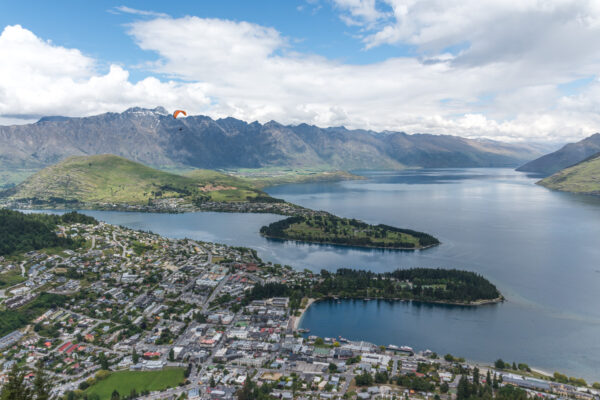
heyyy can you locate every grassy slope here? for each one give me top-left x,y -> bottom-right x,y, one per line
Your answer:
5,155 -> 265,204
538,153 -> 600,194
225,167 -> 364,188
85,369 -> 185,399
0,269 -> 26,289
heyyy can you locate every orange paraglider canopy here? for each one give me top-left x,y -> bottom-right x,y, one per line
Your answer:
173,110 -> 187,119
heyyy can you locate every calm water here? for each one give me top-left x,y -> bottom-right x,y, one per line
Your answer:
33,169 -> 600,380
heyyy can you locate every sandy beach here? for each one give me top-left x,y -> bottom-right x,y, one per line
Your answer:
292,298 -> 317,330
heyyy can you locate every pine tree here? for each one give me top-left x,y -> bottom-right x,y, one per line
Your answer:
457,375 -> 470,400
237,377 -> 253,400
486,370 -> 492,386
473,367 -> 480,385
110,390 -> 120,400
0,363 -> 32,400
99,352 -> 109,370
132,349 -> 139,364
33,362 -> 52,400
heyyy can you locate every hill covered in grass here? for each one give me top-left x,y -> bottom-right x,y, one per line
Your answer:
538,153 -> 600,195
1,154 -> 269,207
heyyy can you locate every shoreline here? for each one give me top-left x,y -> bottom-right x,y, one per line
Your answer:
292,298 -> 317,330
306,295 -> 504,309
261,233 -> 439,251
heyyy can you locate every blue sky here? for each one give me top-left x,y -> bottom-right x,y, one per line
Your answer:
0,0 -> 599,142
0,0 -> 414,81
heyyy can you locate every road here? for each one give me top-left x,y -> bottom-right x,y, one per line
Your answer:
201,273 -> 230,312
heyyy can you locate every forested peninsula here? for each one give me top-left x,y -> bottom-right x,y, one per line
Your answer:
0,209 -> 96,256
247,268 -> 503,307
260,214 -> 440,250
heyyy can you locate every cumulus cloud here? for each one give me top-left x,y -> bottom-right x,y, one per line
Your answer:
0,25 -> 210,123
125,14 -> 600,141
1,3 -> 600,143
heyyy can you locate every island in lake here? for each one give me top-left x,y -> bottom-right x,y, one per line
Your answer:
260,214 -> 440,250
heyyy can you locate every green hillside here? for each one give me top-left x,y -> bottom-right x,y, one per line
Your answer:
538,153 -> 600,195
2,154 -> 266,205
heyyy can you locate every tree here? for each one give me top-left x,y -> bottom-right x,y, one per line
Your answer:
355,371 -> 373,387
494,359 -> 505,369
486,370 -> 492,386
0,363 -> 31,400
111,390 -> 120,400
328,363 -> 338,373
456,375 -> 470,400
440,382 -> 449,393
132,349 -> 139,364
314,337 -> 324,346
374,371 -> 388,384
169,348 -> 175,361
99,352 -> 109,370
237,376 -> 253,400
473,367 -> 480,385
33,362 -> 52,400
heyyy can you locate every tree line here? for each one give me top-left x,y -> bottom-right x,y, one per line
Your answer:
0,210 -> 97,256
245,267 -> 501,306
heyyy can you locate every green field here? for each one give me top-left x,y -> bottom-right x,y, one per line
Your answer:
260,214 -> 440,249
85,368 -> 185,399
538,153 -> 600,195
0,269 -> 26,289
2,154 -> 269,205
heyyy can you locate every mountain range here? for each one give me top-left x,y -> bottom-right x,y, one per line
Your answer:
516,133 -> 600,176
0,107 -> 551,176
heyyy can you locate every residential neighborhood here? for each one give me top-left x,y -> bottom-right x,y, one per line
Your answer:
0,220 -> 598,400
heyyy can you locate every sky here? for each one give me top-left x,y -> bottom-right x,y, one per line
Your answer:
1,0 -> 600,142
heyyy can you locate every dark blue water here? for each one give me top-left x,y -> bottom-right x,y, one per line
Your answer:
32,169 -> 600,380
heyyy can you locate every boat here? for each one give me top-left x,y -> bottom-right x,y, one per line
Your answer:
400,345 -> 414,353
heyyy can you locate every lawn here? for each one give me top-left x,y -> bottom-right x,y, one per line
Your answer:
0,269 -> 26,289
85,368 -> 185,399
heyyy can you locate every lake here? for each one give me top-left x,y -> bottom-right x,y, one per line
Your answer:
34,168 -> 600,380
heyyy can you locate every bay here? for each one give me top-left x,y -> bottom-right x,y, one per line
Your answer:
30,168 -> 600,380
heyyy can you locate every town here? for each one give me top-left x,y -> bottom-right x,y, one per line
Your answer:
0,219 -> 598,400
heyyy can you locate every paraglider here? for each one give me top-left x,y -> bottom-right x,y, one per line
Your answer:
173,110 -> 187,119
